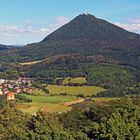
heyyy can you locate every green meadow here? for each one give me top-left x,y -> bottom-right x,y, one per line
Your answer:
24,95 -> 75,104
16,95 -> 76,114
47,84 -> 105,96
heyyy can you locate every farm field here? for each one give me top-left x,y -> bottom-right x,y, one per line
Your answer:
24,95 -> 76,104
16,102 -> 71,115
62,77 -> 87,84
16,95 -> 119,115
47,84 -> 105,96
16,95 -> 78,114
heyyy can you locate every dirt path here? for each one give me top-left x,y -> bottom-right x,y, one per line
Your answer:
63,98 -> 85,106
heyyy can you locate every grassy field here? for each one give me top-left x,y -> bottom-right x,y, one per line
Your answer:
16,103 -> 71,114
16,95 -> 76,114
62,77 -> 87,84
16,94 -> 119,114
47,84 -> 105,96
20,60 -> 41,65
24,95 -> 75,104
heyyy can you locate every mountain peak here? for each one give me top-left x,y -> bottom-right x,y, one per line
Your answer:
42,13 -> 131,42
81,13 -> 96,17
75,13 -> 96,20
82,13 -> 89,15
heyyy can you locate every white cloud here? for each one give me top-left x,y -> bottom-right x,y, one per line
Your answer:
127,17 -> 140,24
55,16 -> 70,25
0,16 -> 70,45
3,33 -> 20,37
47,16 -> 70,31
114,17 -> 140,34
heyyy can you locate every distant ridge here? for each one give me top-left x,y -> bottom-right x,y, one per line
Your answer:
0,44 -> 11,51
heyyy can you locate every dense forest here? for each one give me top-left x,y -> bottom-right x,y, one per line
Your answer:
0,96 -> 140,139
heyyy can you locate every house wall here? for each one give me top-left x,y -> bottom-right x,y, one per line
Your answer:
0,89 -> 3,95
7,95 -> 14,100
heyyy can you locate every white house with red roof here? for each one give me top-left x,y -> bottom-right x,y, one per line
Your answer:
6,92 -> 15,100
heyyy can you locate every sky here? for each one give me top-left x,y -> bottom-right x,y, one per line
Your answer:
0,0 -> 140,45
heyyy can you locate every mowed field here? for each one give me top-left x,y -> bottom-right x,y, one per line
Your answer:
16,95 -> 118,115
16,95 -> 79,114
48,84 -> 105,96
24,95 -> 75,104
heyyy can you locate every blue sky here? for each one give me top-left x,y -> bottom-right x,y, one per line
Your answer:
0,0 -> 140,45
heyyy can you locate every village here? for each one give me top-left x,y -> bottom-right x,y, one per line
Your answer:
0,78 -> 32,100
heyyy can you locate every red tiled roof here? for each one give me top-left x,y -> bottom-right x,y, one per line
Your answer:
7,92 -> 14,96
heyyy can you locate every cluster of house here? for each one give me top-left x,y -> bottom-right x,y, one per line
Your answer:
0,78 -> 32,100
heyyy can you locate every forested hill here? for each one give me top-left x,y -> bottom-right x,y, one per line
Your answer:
0,13 -> 140,68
